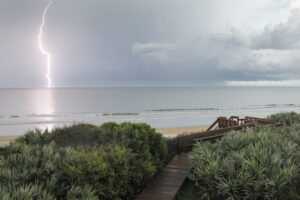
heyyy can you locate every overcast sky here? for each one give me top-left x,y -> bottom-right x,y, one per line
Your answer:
1,0 -> 300,87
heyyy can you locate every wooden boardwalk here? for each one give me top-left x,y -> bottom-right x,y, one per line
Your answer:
136,153 -> 190,200
136,116 -> 281,200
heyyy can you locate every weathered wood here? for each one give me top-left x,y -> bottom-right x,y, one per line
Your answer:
137,116 -> 282,200
218,117 -> 227,129
194,133 -> 225,141
179,116 -> 281,145
136,153 -> 190,200
207,119 -> 218,131
245,116 -> 275,124
177,122 -> 258,143
177,118 -> 282,150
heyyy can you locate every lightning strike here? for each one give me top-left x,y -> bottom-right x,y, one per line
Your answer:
39,0 -> 53,88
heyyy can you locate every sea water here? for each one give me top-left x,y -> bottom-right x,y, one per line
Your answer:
1,87 -> 300,136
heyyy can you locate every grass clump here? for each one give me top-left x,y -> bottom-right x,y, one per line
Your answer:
187,116 -> 300,200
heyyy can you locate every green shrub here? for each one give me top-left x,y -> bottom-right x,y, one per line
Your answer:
267,112 -> 300,126
189,124 -> 300,199
51,123 -> 100,147
164,137 -> 179,163
18,122 -> 169,167
64,145 -> 156,199
0,142 -> 97,199
177,180 -> 202,200
17,122 -> 168,165
15,129 -> 53,146
115,122 -> 168,169
8,122 -> 169,199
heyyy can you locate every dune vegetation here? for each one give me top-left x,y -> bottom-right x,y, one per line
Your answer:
178,112 -> 300,200
1,112 -> 299,199
0,122 -> 170,200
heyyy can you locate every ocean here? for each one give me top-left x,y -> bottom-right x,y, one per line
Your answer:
1,87 -> 300,136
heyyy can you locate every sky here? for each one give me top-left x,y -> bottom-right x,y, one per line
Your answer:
1,0 -> 300,87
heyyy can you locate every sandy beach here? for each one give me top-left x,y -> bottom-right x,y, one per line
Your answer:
0,136 -> 19,146
0,125 -> 209,146
157,125 -> 208,137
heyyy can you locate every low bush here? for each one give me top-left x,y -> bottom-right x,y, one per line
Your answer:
17,122 -> 168,167
189,124 -> 300,199
0,142 -> 98,199
164,137 -> 179,163
267,111 -> 300,126
15,129 -> 53,146
4,122 -> 170,199
64,145 -> 156,199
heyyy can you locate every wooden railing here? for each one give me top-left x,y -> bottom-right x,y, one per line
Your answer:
176,116 -> 282,151
137,116 -> 282,200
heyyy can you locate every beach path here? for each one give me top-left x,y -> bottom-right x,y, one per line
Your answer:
136,153 -> 190,200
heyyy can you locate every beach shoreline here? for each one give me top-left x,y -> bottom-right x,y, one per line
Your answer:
157,125 -> 208,137
0,125 -> 209,146
0,136 -> 19,146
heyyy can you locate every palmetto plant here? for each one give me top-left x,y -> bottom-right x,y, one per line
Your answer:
0,142 -> 97,199
267,111 -> 300,126
189,113 -> 300,200
0,122 -> 169,199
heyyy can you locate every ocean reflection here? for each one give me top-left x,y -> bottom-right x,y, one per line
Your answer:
30,88 -> 55,132
1,87 -> 300,136
30,88 -> 55,115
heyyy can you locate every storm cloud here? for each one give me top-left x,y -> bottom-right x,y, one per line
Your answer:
1,0 -> 300,87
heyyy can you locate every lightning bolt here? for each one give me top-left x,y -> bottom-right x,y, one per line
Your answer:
39,0 -> 53,88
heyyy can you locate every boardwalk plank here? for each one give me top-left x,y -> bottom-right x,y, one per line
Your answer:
136,153 -> 190,200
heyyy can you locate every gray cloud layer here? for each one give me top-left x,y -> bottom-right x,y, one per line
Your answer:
1,0 -> 300,87
252,9 -> 300,50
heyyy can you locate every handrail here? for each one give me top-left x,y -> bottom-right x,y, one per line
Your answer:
176,116 -> 281,151
206,119 -> 218,131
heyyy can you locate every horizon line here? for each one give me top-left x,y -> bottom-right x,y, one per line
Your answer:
1,85 -> 300,89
